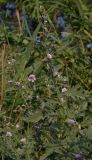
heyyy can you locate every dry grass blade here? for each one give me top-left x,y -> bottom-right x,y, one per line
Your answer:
84,29 -> 92,40
16,9 -> 22,32
0,44 -> 6,110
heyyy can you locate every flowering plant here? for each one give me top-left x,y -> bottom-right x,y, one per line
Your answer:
0,0 -> 92,160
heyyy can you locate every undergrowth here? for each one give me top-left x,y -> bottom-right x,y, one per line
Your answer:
0,0 -> 92,159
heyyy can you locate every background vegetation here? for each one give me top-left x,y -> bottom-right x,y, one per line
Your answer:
0,0 -> 92,159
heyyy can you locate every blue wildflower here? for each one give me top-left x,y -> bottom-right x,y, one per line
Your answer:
20,12 -> 29,22
24,26 -> 27,33
86,43 -> 92,48
56,14 -> 65,31
61,32 -> 66,38
6,3 -> 16,9
20,14 -> 23,22
26,15 -> 29,21
35,35 -> 41,44
61,32 -> 69,39
12,10 -> 16,15
20,15 -> 29,22
20,13 -> 30,33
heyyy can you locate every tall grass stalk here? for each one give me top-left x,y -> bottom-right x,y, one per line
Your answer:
16,9 -> 22,32
1,44 -> 6,110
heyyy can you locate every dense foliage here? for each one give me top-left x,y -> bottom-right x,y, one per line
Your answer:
0,0 -> 92,159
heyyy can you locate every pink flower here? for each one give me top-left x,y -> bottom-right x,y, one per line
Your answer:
66,119 -> 76,126
74,153 -> 83,160
28,74 -> 36,82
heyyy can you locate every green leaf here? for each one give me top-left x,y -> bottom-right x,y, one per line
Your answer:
67,85 -> 88,99
86,125 -> 92,138
40,148 -> 54,160
74,0 -> 88,18
22,39 -> 29,45
24,111 -> 43,123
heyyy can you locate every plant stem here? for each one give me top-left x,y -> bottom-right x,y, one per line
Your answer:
1,44 -> 6,110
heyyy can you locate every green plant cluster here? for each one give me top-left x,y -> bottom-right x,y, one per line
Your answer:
0,0 -> 92,160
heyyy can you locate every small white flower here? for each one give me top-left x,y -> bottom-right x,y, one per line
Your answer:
47,84 -> 53,88
6,131 -> 12,137
20,138 -> 26,144
36,95 -> 39,99
22,85 -> 25,89
8,59 -> 16,65
44,18 -> 48,23
28,74 -> 36,82
66,119 -> 76,126
47,54 -> 52,59
16,123 -> 20,129
53,71 -> 60,78
62,87 -> 67,93
15,81 -> 21,86
8,61 -> 12,65
22,104 -> 26,107
8,80 -> 13,83
78,124 -> 81,130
